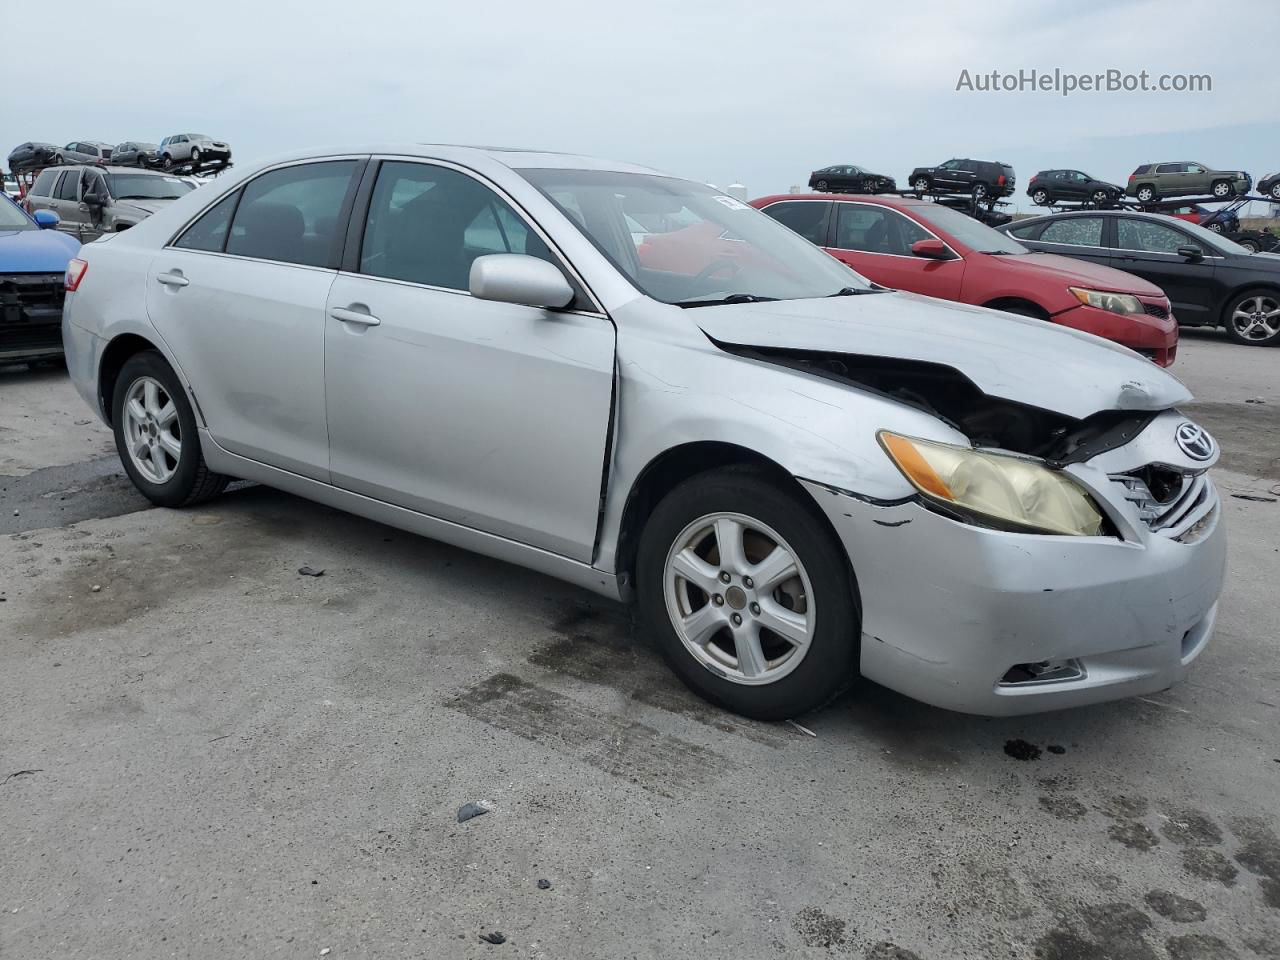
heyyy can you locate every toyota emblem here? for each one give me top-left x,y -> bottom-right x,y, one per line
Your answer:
1175,421 -> 1215,461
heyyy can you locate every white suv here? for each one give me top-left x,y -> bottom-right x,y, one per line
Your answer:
158,134 -> 231,167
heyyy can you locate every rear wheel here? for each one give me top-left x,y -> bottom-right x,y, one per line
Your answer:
112,351 -> 229,506
1270,183 -> 1280,201
1135,185 -> 1157,203
912,176 -> 930,193
1031,188 -> 1049,205
1237,236 -> 1261,253
1225,290 -> 1280,346
972,182 -> 988,200
636,468 -> 858,720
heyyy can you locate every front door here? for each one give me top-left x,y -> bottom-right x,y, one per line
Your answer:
323,159 -> 616,561
145,159 -> 362,480
825,202 -> 965,300
1109,216 -> 1218,324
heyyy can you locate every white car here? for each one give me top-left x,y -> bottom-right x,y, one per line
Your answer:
158,134 -> 231,167
60,145 -> 1226,719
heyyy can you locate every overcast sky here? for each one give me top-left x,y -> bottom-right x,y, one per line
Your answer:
6,0 -> 1277,211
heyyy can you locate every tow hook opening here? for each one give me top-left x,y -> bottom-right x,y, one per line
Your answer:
999,659 -> 1086,686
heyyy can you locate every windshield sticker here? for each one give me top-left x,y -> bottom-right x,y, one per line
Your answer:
712,195 -> 749,211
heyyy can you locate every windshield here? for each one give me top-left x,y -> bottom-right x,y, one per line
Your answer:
0,197 -> 35,231
106,173 -> 194,201
909,203 -> 1028,254
518,169 -> 869,304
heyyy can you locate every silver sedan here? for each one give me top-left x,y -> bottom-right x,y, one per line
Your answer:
61,145 -> 1225,719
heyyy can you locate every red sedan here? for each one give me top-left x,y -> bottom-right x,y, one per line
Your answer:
751,194 -> 1178,366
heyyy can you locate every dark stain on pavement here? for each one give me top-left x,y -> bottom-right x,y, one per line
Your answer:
1229,816 -> 1280,909
792,906 -> 850,951
1108,820 -> 1161,852
1143,889 -> 1206,923
449,672 -> 731,797
1164,933 -> 1239,960
1181,848 -> 1238,886
1161,810 -> 1224,847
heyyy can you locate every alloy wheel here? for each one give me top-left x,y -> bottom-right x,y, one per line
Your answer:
122,376 -> 182,483
1230,294 -> 1280,342
663,512 -> 815,686
1032,189 -> 1048,205
1212,181 -> 1231,198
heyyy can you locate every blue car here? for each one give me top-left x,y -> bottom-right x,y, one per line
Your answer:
0,196 -> 79,364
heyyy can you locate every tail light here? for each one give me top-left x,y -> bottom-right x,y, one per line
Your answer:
997,174 -> 1006,186
65,258 -> 88,292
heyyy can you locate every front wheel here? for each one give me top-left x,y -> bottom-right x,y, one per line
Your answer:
1092,190 -> 1110,205
814,179 -> 828,191
1211,180 -> 1233,199
636,468 -> 859,720
1225,290 -> 1280,346
112,351 -> 230,506
161,153 -> 173,168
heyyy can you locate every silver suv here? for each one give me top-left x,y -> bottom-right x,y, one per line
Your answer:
56,141 -> 113,164
24,165 -> 195,241
158,134 -> 231,167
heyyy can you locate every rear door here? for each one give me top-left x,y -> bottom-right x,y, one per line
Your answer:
48,171 -> 84,236
826,201 -> 964,299
1109,216 -> 1218,323
145,158 -> 363,480
759,199 -> 834,248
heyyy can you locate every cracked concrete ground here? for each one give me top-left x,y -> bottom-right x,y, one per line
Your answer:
1,329 -> 1278,960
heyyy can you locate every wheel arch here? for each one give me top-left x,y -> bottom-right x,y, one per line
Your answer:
98,332 -> 164,426
982,297 -> 1050,321
1220,283 -> 1280,325
612,441 -> 855,602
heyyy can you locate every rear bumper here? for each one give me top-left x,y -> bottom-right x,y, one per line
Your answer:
61,307 -> 107,421
802,480 -> 1226,716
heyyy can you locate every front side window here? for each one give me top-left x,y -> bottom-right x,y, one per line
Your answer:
175,190 -> 239,252
762,201 -> 832,246
1038,217 -> 1103,246
833,204 -> 929,256
225,161 -> 357,267
519,168 -> 867,305
359,161 -> 560,292
1117,218 -> 1190,254
83,172 -> 107,198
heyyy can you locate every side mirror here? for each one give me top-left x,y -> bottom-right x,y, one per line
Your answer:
83,192 -> 106,208
33,209 -> 60,229
1176,244 -> 1204,261
470,254 -> 574,310
911,238 -> 950,260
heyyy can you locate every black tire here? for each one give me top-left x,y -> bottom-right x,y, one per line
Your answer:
635,467 -> 859,720
1092,189 -> 1110,205
1206,222 -> 1223,234
912,176 -> 930,193
1031,188 -> 1049,205
1270,183 -> 1280,201
111,350 -> 229,506
190,147 -> 202,163
1223,289 -> 1280,347
815,179 -> 828,191
1237,237 -> 1261,253
161,153 -> 172,169
1135,184 -> 1157,203
1210,180 -> 1232,199
972,182 -> 988,200
999,304 -> 1047,320
54,153 -> 65,164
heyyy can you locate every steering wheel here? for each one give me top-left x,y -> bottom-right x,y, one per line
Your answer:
690,258 -> 742,292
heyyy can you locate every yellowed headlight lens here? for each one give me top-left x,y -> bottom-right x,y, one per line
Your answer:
878,432 -> 1105,536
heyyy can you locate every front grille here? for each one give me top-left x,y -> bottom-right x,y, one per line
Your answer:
1144,302 -> 1169,319
1110,466 -> 1218,542
0,272 -> 65,357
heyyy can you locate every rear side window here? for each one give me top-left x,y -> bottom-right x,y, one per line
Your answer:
1156,163 -> 1182,174
762,201 -> 832,245
833,204 -> 928,256
225,161 -> 357,267
1038,217 -> 1103,246
174,190 -> 240,252
1007,221 -> 1044,240
1132,165 -> 1152,175
31,169 -> 58,196
358,160 -> 561,291
55,172 -> 79,201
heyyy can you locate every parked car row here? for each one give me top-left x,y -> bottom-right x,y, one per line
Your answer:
6,135 -> 232,173
810,158 -> 1016,200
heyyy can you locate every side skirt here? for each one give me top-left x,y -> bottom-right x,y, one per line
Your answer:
200,429 -> 624,602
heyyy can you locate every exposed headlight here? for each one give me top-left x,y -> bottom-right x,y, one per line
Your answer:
1069,287 -> 1143,315
878,432 -> 1106,536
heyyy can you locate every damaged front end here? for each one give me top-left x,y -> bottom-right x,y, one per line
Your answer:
715,341 -> 1158,465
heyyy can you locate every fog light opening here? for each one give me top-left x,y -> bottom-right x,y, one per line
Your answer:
999,659 -> 1086,686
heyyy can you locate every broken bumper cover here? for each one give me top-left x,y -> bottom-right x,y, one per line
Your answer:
801,479 -> 1226,715
1053,301 -> 1178,367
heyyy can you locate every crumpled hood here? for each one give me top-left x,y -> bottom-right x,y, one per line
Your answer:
0,227 -> 80,272
695,291 -> 1191,421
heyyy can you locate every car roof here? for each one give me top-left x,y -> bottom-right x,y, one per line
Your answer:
224,144 -> 668,177
42,164 -> 182,176
1000,209 -> 1197,228
752,192 -> 933,213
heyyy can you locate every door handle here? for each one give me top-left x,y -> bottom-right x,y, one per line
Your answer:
155,272 -> 189,287
330,306 -> 381,327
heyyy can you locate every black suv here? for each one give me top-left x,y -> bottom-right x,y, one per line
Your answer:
908,158 -> 1015,199
1026,169 -> 1122,206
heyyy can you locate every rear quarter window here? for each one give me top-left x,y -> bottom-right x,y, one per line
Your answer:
1007,221 -> 1045,241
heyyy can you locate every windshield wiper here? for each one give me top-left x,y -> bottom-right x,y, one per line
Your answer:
827,286 -> 882,296
979,250 -> 1018,256
675,293 -> 779,308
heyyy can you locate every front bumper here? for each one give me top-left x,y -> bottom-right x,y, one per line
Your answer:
1,272 -> 66,362
1052,301 -> 1178,366
802,477 -> 1225,716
